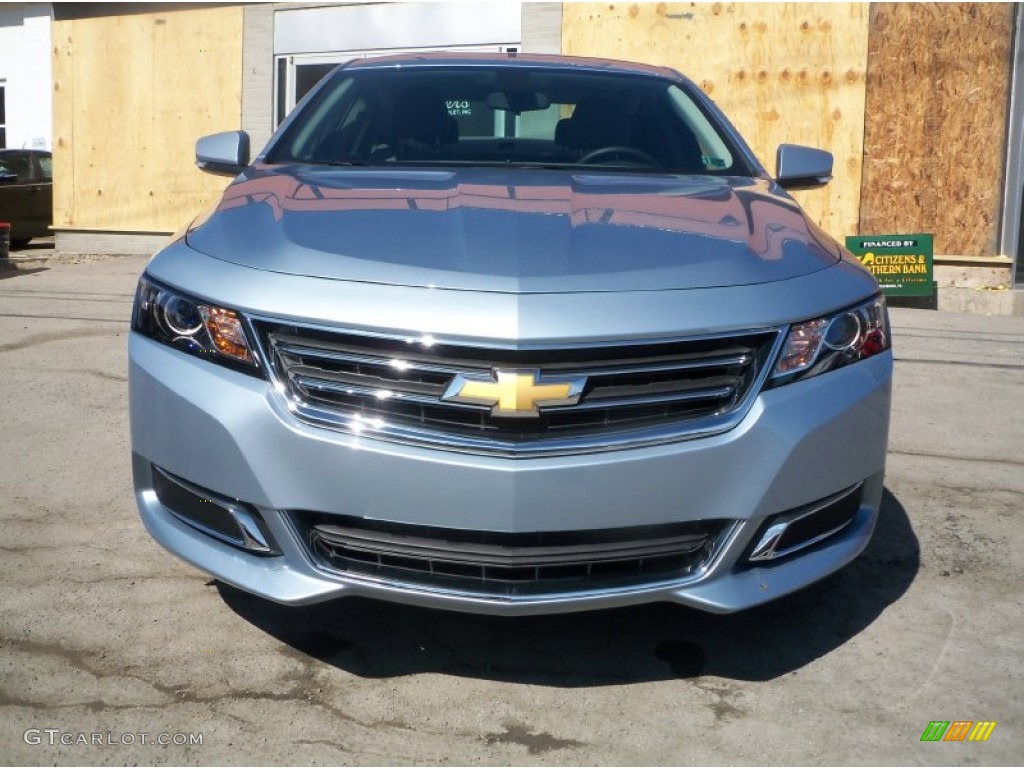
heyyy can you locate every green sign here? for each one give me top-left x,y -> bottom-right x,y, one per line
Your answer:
845,234 -> 934,297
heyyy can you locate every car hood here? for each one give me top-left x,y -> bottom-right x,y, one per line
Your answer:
186,166 -> 841,294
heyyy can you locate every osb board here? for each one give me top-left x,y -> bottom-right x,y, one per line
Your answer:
859,3 -> 1013,256
52,6 -> 243,233
562,2 -> 870,238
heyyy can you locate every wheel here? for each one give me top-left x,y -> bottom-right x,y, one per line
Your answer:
576,146 -> 661,167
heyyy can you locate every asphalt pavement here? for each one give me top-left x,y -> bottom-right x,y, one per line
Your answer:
0,255 -> 1021,765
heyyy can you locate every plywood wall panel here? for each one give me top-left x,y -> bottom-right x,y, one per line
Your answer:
51,23 -> 74,231
562,2 -> 870,238
859,3 -> 1013,256
52,6 -> 243,233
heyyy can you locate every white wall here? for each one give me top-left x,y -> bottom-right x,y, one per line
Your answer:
0,3 -> 52,150
274,1 -> 522,55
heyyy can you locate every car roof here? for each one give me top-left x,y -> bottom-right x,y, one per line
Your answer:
340,51 -> 680,80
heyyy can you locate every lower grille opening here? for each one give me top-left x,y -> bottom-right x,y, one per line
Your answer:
294,512 -> 730,597
152,467 -> 279,555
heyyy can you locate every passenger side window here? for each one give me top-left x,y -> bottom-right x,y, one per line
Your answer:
37,154 -> 53,181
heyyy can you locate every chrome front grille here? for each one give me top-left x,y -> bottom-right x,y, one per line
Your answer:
296,512 -> 732,598
255,322 -> 780,455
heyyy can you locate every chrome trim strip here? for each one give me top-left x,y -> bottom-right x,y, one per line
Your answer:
275,340 -> 469,376
565,385 -> 735,411
295,375 -> 443,407
572,353 -> 752,377
232,508 -> 276,553
747,482 -> 863,562
747,522 -> 789,563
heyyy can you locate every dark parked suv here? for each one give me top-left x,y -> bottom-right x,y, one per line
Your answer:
0,148 -> 53,247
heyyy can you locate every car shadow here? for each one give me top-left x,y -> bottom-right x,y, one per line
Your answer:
218,488 -> 919,685
9,237 -> 54,252
0,266 -> 47,280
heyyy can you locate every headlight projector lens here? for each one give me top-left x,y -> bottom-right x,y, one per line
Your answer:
823,312 -> 861,350
162,295 -> 204,336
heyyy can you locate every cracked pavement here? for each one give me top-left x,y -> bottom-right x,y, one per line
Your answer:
1,256 -> 1022,765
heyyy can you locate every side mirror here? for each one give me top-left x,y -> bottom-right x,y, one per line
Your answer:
776,144 -> 833,190
196,131 -> 250,177
0,172 -> 18,185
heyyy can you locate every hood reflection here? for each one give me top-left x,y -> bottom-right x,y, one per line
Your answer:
187,166 -> 838,292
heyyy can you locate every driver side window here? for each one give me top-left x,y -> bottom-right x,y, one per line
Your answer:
0,153 -> 31,182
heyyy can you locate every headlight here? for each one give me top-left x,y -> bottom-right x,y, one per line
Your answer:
132,275 -> 260,374
769,294 -> 889,385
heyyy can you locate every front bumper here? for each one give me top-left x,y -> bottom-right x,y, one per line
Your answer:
130,332 -> 891,615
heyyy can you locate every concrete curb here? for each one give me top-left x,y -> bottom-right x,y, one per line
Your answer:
0,252 -> 131,270
937,286 -> 1024,316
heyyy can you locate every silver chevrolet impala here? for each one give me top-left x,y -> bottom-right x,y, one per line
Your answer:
130,53 -> 891,615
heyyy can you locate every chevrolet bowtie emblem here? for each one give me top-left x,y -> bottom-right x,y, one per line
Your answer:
441,369 -> 587,418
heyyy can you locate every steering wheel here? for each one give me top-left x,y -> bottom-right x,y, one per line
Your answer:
577,146 -> 661,167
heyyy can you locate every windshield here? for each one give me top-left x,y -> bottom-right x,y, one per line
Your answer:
267,65 -> 750,175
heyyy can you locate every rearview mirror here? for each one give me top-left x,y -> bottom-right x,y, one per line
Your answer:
486,91 -> 551,113
196,131 -> 250,177
776,144 -> 833,190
